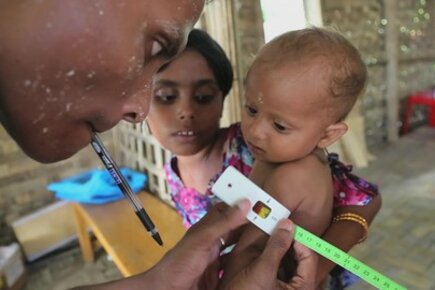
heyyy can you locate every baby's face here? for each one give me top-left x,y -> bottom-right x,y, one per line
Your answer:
0,0 -> 204,163
147,49 -> 224,156
241,62 -> 331,163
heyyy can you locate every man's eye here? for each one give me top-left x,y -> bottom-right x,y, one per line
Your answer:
195,95 -> 214,104
245,104 -> 257,116
151,41 -> 163,57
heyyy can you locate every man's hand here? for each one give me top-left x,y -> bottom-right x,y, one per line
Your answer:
147,200 -> 252,290
220,219 -> 318,290
72,203 -> 317,290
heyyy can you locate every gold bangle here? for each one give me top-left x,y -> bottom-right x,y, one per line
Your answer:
332,213 -> 368,243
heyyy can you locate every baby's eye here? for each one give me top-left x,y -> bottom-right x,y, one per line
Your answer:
245,104 -> 257,116
273,122 -> 288,132
151,41 -> 163,57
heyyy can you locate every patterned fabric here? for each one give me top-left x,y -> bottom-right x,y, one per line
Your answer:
326,152 -> 379,289
164,122 -> 379,289
164,123 -> 253,228
329,266 -> 361,289
328,152 -> 378,208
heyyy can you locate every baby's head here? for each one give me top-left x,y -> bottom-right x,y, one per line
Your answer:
242,27 -> 367,162
250,27 -> 367,122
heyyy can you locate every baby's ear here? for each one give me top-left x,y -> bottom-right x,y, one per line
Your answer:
317,122 -> 348,148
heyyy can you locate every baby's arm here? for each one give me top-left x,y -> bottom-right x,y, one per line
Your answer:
262,162 -> 333,234
315,193 -> 382,284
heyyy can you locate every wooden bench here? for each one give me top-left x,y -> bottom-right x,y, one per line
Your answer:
73,191 -> 186,277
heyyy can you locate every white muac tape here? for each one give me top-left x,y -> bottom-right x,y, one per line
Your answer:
211,166 -> 407,290
211,166 -> 290,234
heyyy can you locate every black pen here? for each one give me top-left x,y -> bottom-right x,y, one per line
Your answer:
90,132 -> 163,246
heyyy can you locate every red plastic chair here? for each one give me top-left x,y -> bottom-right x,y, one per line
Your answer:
402,90 -> 435,134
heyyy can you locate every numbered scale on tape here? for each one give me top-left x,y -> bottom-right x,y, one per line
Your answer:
294,226 -> 406,290
212,166 -> 407,290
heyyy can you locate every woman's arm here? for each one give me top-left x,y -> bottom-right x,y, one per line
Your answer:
315,194 -> 382,284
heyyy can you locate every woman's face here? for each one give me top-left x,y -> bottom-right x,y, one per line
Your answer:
0,0 -> 204,163
147,49 -> 224,156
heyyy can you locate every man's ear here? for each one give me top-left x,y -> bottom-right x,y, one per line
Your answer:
317,122 -> 348,148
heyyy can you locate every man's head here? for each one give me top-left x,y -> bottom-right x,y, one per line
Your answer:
0,0 -> 204,163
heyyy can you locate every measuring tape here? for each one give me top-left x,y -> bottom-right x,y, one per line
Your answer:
294,226 -> 406,290
211,166 -> 407,289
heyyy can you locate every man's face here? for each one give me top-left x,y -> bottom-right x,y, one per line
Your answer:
0,0 -> 204,163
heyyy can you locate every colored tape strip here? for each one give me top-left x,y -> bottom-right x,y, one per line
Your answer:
294,226 -> 407,290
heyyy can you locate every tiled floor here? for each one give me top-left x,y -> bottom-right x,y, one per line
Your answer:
21,127 -> 435,290
348,127 -> 435,290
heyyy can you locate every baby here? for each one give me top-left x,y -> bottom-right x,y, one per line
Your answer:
219,27 -> 368,286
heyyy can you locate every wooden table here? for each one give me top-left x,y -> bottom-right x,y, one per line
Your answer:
73,191 -> 186,277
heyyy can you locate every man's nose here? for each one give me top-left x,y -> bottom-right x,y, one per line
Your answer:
121,91 -> 149,123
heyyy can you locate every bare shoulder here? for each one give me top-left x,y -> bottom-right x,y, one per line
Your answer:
263,156 -> 333,234
264,155 -> 329,197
